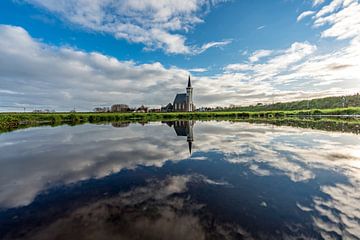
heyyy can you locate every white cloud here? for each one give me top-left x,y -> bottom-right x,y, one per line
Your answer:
0,25 -> 191,110
189,68 -> 208,72
196,40 -> 232,54
224,63 -> 252,72
313,0 -> 325,6
314,0 -> 360,41
23,0 -> 228,54
316,0 -> 345,18
1,24 -> 359,111
297,11 -> 315,22
249,49 -> 273,62
223,37 -> 360,104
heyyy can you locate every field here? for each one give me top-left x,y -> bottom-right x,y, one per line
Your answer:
1,107 -> 360,133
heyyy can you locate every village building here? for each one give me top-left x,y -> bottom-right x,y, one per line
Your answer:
94,107 -> 110,113
111,104 -> 130,112
135,105 -> 148,113
172,76 -> 194,112
161,103 -> 173,112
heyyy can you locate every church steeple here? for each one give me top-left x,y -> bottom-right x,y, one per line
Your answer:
188,141 -> 192,155
186,75 -> 193,112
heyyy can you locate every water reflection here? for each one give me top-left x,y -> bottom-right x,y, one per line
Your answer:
0,121 -> 359,239
163,120 -> 194,154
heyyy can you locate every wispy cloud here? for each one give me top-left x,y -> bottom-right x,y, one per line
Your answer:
313,0 -> 325,7
196,40 -> 232,54
313,0 -> 360,41
249,49 -> 273,62
22,0 -> 228,55
222,36 -> 360,103
297,11 -> 315,22
189,68 -> 208,73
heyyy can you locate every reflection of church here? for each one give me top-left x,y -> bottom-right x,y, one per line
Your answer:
163,121 -> 194,155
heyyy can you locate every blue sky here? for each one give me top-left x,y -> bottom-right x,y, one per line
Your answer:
0,0 -> 359,111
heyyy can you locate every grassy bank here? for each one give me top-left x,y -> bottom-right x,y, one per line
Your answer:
1,107 -> 360,133
223,93 -> 360,112
234,117 -> 360,134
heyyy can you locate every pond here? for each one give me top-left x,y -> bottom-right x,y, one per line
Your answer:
0,121 -> 359,239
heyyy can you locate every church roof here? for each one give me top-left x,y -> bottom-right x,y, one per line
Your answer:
173,93 -> 186,104
187,76 -> 192,88
174,125 -> 187,136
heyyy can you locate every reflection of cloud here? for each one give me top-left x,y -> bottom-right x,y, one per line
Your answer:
5,175 -> 253,240
249,164 -> 271,176
1,121 -> 360,238
192,121 -> 360,239
313,183 -> 360,239
0,123 -> 193,208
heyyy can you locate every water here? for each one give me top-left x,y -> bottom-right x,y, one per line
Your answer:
0,121 -> 359,239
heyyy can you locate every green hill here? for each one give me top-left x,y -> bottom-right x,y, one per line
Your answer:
226,93 -> 360,112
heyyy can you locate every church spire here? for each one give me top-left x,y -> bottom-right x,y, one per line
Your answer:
188,141 -> 192,155
187,75 -> 192,88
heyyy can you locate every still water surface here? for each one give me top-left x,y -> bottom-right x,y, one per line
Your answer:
0,121 -> 359,239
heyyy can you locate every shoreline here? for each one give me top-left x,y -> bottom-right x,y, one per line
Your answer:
1,109 -> 360,134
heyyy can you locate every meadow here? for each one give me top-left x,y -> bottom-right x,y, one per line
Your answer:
1,107 -> 360,133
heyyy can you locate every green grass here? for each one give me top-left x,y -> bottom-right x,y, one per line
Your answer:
224,93 -> 360,112
1,107 -> 360,133
233,117 -> 360,134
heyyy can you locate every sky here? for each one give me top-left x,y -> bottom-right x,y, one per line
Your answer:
0,0 -> 359,111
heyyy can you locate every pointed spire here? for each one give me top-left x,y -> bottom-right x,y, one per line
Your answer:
187,75 -> 192,88
188,141 -> 192,155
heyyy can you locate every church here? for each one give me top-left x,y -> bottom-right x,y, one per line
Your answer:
172,76 -> 194,112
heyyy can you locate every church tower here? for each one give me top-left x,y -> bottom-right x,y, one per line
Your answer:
186,76 -> 193,112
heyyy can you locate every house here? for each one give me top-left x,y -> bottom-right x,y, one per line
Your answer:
149,108 -> 161,113
173,76 -> 194,112
161,103 -> 173,112
111,104 -> 130,112
135,105 -> 148,113
94,107 -> 109,113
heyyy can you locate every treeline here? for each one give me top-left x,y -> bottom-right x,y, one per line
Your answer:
223,93 -> 360,112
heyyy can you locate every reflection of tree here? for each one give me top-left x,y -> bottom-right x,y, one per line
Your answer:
240,118 -> 360,134
163,121 -> 195,154
111,122 -> 130,128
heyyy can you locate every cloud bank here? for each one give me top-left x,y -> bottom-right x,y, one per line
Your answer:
0,17 -> 359,111
1,1 -> 360,110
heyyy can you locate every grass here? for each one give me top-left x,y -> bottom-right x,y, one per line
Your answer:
234,117 -> 360,134
1,107 -> 360,133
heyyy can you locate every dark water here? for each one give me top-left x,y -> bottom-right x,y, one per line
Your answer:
0,121 -> 359,240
